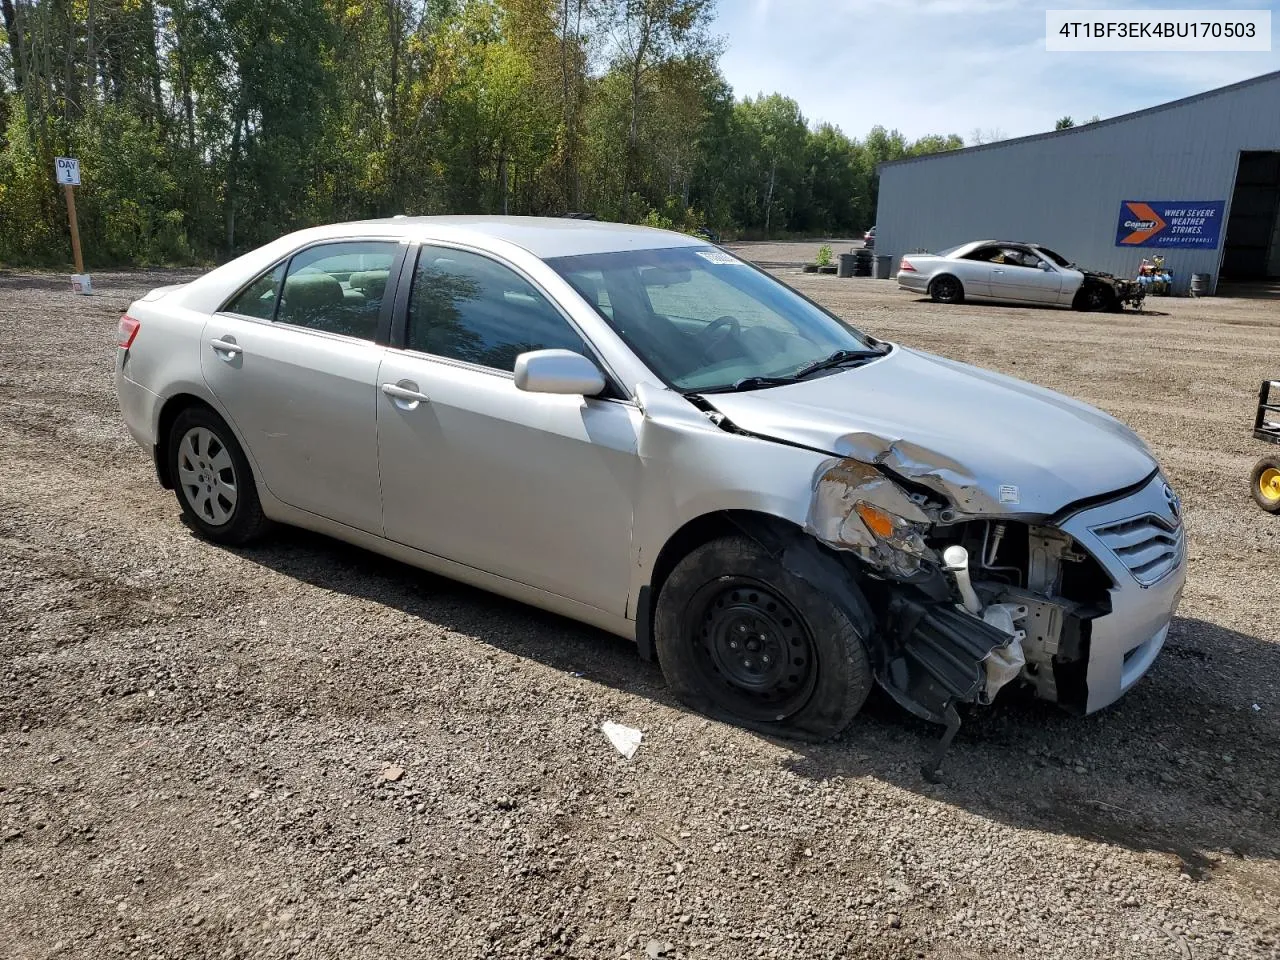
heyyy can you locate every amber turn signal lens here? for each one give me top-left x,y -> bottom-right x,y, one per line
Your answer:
854,502 -> 896,539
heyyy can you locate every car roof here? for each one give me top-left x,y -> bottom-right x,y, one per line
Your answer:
168,216 -> 711,316
333,215 -> 706,259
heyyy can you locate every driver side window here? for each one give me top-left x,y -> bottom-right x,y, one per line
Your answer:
407,246 -> 590,373
1000,247 -> 1038,268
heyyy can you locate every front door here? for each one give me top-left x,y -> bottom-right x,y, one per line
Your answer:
200,240 -> 400,533
376,244 -> 640,616
987,246 -> 1063,303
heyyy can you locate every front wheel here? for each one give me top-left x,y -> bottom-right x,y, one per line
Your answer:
169,406 -> 269,545
929,275 -> 964,304
1074,283 -> 1114,312
654,535 -> 873,741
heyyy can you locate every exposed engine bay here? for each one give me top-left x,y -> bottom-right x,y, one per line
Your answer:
804,457 -> 1119,780
1081,269 -> 1146,310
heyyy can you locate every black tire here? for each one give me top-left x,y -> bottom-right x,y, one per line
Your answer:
654,535 -> 873,741
1250,456 -> 1280,513
169,406 -> 269,545
1074,283 -> 1114,312
929,275 -> 963,304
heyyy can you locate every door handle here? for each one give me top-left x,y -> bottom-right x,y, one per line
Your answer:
992,268 -> 1005,274
210,337 -> 242,358
381,382 -> 430,406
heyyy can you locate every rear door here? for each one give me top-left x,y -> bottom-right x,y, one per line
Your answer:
201,239 -> 404,534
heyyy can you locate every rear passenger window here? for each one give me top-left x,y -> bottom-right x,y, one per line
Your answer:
225,263 -> 285,320
277,242 -> 398,340
407,246 -> 589,372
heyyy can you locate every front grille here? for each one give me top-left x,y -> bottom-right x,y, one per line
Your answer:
1090,513 -> 1183,586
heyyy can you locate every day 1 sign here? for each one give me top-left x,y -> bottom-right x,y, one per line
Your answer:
55,156 -> 81,186
1115,200 -> 1225,249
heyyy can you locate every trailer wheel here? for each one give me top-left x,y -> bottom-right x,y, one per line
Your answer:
1250,456 -> 1280,513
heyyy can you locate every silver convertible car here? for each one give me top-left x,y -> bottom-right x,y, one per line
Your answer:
115,217 -> 1185,775
898,240 -> 1145,311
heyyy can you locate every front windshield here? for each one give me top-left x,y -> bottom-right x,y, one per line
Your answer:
546,246 -> 874,392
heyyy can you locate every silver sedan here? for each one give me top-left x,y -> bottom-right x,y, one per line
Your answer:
898,240 -> 1142,311
115,217 -> 1185,771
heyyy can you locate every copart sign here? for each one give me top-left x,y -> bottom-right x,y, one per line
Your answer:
1115,200 -> 1225,248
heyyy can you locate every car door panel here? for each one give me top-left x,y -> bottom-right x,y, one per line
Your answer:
376,352 -> 640,615
987,249 -> 1063,303
199,239 -> 403,534
201,317 -> 386,533
376,243 -> 641,616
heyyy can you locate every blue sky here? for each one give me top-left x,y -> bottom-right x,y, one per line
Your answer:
714,0 -> 1280,142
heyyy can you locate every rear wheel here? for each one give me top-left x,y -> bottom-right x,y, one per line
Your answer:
654,535 -> 873,741
1251,456 -> 1280,513
929,275 -> 963,304
169,406 -> 269,544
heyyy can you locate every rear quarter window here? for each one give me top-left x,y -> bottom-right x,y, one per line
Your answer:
224,263 -> 285,320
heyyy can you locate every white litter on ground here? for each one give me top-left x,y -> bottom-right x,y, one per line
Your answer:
601,721 -> 643,760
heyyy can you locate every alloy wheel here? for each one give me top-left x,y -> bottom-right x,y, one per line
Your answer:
177,426 -> 238,526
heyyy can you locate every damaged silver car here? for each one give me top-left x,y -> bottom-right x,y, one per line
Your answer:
114,218 -> 1186,776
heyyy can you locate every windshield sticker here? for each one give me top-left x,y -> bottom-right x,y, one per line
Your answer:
696,250 -> 740,265
999,484 -> 1020,504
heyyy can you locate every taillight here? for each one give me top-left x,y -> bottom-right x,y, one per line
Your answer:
118,315 -> 140,349
899,258 -> 916,272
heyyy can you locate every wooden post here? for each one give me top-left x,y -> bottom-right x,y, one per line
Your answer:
64,184 -> 85,274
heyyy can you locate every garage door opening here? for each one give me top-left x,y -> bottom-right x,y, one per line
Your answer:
1221,151 -> 1280,295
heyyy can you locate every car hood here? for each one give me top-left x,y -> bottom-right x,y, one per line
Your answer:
701,346 -> 1157,517
1081,268 -> 1138,289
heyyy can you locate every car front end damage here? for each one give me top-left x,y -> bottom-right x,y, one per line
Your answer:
1082,269 -> 1146,310
805,456 -> 1185,779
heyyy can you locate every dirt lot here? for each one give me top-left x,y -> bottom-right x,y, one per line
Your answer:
1,253 -> 1279,960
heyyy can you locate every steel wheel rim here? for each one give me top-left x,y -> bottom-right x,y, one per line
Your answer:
691,578 -> 817,720
1260,468 -> 1280,501
177,426 -> 238,526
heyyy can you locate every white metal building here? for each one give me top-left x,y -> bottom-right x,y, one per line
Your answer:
876,70 -> 1280,295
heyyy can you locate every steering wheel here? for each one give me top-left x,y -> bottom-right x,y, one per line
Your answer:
695,315 -> 742,355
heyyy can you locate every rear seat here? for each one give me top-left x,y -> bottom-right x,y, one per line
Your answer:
280,271 -> 380,339
350,270 -> 390,300
280,272 -> 345,324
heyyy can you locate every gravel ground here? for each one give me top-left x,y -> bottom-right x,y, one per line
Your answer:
1,256 -> 1278,960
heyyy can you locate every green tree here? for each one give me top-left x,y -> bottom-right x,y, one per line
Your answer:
593,0 -> 714,219
0,0 -> 970,263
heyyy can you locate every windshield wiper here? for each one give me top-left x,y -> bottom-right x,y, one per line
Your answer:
792,347 -> 884,380
689,347 -> 887,395
695,375 -> 803,394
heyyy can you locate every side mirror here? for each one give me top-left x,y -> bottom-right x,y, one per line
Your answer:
1038,260 -> 1053,271
514,349 -> 606,396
